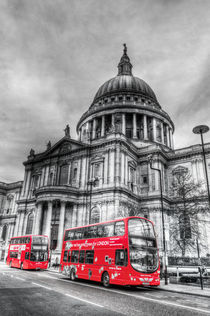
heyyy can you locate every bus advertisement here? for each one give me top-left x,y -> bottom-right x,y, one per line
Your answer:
60,216 -> 160,287
7,235 -> 49,270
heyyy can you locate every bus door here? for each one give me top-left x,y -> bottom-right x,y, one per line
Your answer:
114,249 -> 128,284
78,250 -> 95,280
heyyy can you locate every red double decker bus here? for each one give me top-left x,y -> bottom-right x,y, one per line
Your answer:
7,235 -> 49,270
60,217 -> 160,287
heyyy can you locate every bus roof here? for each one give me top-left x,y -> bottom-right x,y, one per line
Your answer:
64,216 -> 154,233
10,234 -> 48,239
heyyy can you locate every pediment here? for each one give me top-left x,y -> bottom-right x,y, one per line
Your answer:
43,137 -> 85,157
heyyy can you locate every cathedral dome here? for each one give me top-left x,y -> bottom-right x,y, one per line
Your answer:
93,74 -> 158,103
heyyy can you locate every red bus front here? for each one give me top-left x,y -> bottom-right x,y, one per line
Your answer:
60,217 -> 160,287
7,235 -> 49,270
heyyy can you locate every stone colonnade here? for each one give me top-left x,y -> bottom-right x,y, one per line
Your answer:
79,113 -> 174,148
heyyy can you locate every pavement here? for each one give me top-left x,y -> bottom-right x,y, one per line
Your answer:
47,265 -> 210,298
158,279 -> 210,298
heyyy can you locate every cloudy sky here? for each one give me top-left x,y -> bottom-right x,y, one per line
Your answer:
1,0 -> 210,183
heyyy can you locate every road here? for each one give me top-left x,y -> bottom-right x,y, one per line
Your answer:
0,264 -> 210,316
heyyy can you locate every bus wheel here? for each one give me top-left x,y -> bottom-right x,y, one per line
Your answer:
20,263 -> 23,270
102,272 -> 110,287
70,269 -> 76,281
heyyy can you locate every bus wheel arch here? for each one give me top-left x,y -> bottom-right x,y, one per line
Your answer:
102,271 -> 110,287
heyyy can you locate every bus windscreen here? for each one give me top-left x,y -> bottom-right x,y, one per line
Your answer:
128,218 -> 159,273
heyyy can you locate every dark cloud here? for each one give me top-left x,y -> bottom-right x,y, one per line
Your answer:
0,0 -> 210,182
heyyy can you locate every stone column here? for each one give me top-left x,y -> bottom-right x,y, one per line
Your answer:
18,211 -> 25,236
14,212 -> 20,236
153,118 -> 157,142
92,118 -> 96,139
45,201 -> 53,241
101,115 -> 105,137
166,126 -> 170,147
143,115 -> 148,140
44,165 -> 50,186
21,172 -> 28,197
122,114 -> 126,135
72,204 -> 77,227
57,201 -> 66,251
161,122 -> 164,144
25,170 -> 31,198
133,113 -> 137,138
169,128 -> 173,148
34,203 -> 42,235
115,145 -> 121,185
111,114 -> 115,126
121,152 -> 125,185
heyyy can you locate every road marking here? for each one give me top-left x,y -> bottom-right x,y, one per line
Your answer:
37,273 -> 58,280
32,282 -> 52,291
15,277 -> 26,281
54,278 -> 210,314
65,293 -> 104,308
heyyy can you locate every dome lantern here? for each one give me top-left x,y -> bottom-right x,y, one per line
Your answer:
117,44 -> 133,76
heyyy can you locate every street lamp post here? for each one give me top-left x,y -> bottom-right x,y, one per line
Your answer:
148,155 -> 168,285
193,125 -> 210,209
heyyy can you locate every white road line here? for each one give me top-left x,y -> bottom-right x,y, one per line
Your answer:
65,293 -> 104,308
15,277 -> 26,281
36,273 -> 58,280
32,282 -> 52,291
53,278 -> 210,315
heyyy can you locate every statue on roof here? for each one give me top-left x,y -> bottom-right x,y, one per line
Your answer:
123,43 -> 127,54
29,148 -> 35,158
47,141 -> 51,150
64,124 -> 70,137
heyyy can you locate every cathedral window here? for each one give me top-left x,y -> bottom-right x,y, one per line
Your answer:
33,175 -> 39,189
48,172 -> 54,186
151,173 -> 155,191
26,213 -> 34,235
142,175 -> 148,185
59,164 -> 69,185
90,207 -> 100,224
73,167 -> 78,181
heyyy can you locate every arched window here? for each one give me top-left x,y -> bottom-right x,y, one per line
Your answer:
90,207 -> 100,224
73,168 -> 77,180
1,225 -> 7,241
26,213 -> 34,235
59,164 -> 69,185
179,214 -> 191,239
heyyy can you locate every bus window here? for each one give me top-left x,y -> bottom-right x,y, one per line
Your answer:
114,221 -> 125,236
75,229 -> 83,240
85,250 -> 94,264
115,249 -> 127,266
89,226 -> 97,238
25,237 -> 30,244
68,251 -> 71,262
79,250 -> 85,263
71,250 -> 79,263
104,224 -> 114,237
97,225 -> 105,238
63,251 -> 68,262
